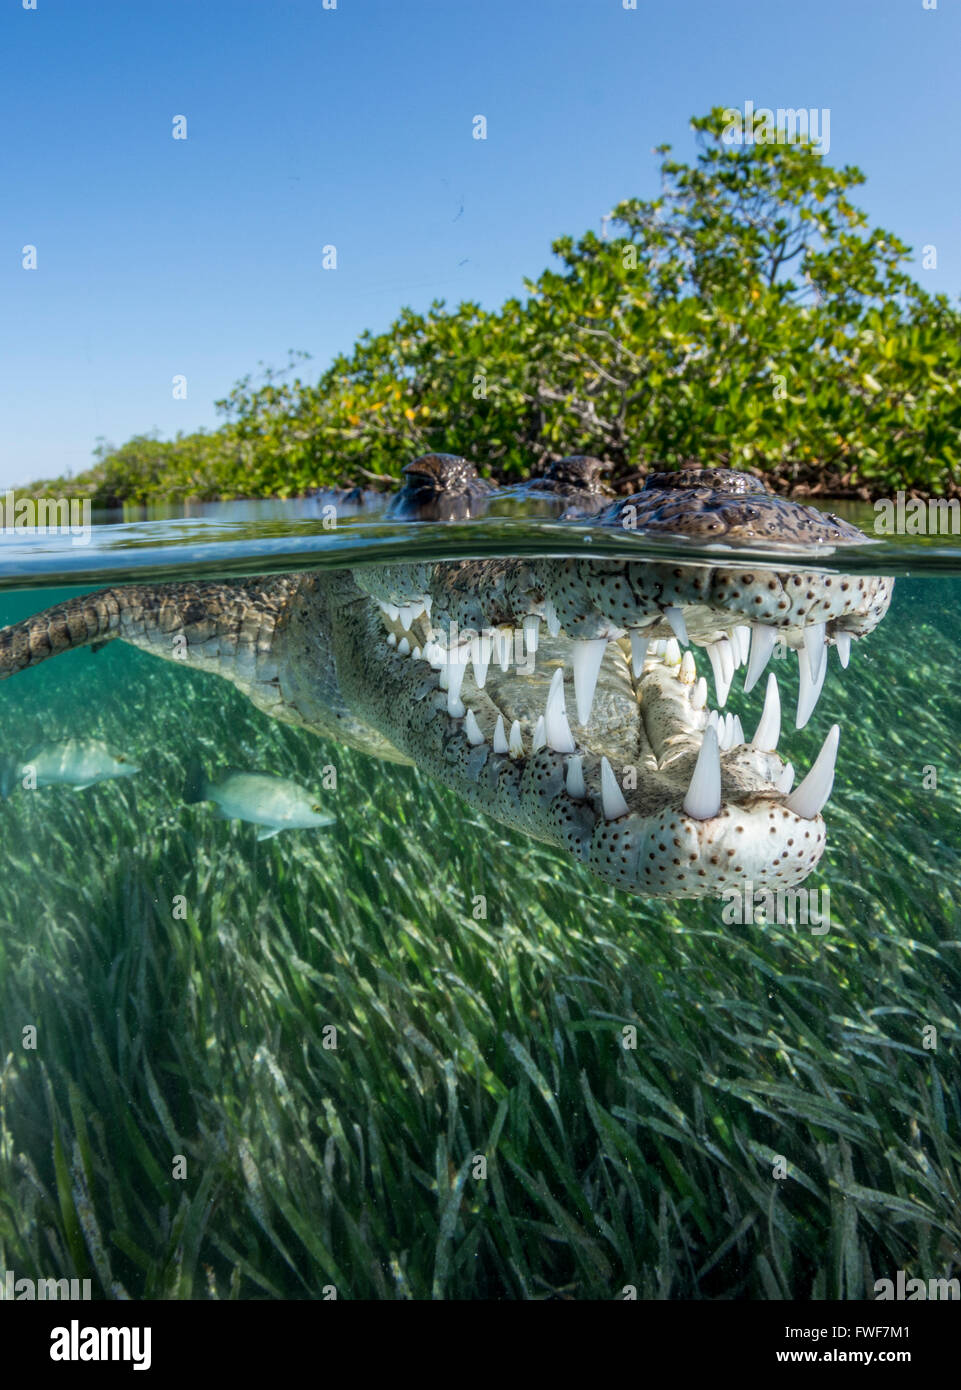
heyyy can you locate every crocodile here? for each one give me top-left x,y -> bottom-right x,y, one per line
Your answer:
0,465 -> 892,898
320,453 -> 613,521
384,453 -> 497,521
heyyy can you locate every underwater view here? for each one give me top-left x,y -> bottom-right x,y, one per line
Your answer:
1,480 -> 958,1302
3,0 -> 960,1345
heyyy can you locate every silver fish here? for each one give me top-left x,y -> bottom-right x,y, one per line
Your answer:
184,759 -> 335,840
19,738 -> 141,790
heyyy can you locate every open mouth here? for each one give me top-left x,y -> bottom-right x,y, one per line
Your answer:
0,464 -> 894,903
348,554 -> 893,899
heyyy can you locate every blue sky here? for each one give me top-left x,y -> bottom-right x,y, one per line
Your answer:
0,0 -> 958,487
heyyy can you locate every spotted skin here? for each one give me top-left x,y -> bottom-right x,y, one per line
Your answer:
0,467 -> 892,898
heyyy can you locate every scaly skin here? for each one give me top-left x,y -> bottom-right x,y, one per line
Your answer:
0,467 -> 893,898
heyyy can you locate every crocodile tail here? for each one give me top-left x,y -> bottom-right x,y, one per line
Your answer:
0,578 -> 301,683
0,589 -> 126,679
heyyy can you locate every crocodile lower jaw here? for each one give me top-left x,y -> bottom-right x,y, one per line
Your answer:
338,600 -> 851,899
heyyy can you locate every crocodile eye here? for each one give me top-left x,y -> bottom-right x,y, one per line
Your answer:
311,803 -> 323,813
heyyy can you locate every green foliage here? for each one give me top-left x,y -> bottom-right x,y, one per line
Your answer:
24,110 -> 961,503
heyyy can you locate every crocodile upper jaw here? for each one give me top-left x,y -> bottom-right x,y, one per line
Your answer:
334,542 -> 891,898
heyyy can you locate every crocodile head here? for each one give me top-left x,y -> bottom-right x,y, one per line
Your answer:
510,454 -> 615,518
541,455 -> 612,493
0,466 -> 892,902
340,469 -> 892,899
383,453 -> 495,521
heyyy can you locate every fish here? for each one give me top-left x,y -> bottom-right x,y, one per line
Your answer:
183,759 -> 335,840
18,738 -> 141,790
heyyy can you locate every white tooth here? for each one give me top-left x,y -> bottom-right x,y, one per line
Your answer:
731,715 -> 744,747
509,719 -> 524,758
447,658 -> 467,717
663,605 -> 689,646
776,762 -> 795,793
470,634 -> 492,689
493,715 -> 509,754
423,595 -> 432,618
835,630 -> 851,669
654,639 -> 666,656
796,642 -> 827,730
752,672 -> 781,751
683,725 -> 721,821
387,632 -> 398,648
412,646 -> 422,661
385,603 -> 400,623
722,713 -> 735,751
600,756 -> 629,820
804,622 -> 827,687
544,597 -> 561,639
565,754 -> 585,799
785,725 -> 839,819
734,625 -> 751,667
464,708 -> 485,746
427,642 -> 444,670
532,715 -> 547,753
691,677 -> 708,710
496,629 -> 512,671
545,668 -> 576,753
572,638 -> 607,725
523,615 -> 540,654
706,642 -> 733,708
744,624 -> 777,694
397,637 -> 410,656
630,631 -> 649,678
679,650 -> 696,685
664,637 -> 681,667
398,604 -> 416,631
706,709 -> 720,734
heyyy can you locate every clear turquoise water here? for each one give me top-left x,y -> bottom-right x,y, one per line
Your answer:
0,505 -> 958,1300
